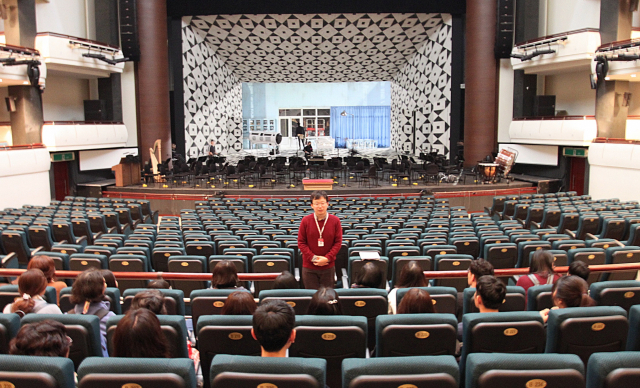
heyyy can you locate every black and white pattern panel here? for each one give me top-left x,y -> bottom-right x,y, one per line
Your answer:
185,13 -> 446,83
391,14 -> 451,158
183,18 -> 243,158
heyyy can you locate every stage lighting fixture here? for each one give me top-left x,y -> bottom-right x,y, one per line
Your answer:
340,110 -> 347,116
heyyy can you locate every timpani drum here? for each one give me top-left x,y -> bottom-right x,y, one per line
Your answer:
478,162 -> 498,183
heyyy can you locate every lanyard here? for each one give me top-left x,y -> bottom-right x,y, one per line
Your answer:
314,213 -> 329,239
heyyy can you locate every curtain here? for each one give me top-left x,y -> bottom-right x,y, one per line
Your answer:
330,106 -> 390,148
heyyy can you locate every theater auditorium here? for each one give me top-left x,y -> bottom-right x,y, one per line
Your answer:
1,0 -> 640,387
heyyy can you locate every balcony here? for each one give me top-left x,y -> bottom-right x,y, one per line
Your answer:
508,116 -> 597,146
596,36 -> 640,81
35,33 -> 124,78
511,29 -> 600,75
0,43 -> 46,86
41,121 -> 128,151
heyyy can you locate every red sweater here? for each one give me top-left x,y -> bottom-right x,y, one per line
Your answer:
298,213 -> 343,269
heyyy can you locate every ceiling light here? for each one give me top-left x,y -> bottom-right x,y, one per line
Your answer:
22,81 -> 28,84
632,74 -> 637,78
605,77 -> 610,81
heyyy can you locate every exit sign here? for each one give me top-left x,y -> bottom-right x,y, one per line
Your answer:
563,147 -> 587,158
51,152 -> 75,162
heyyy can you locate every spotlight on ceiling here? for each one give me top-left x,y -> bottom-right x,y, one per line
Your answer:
340,110 -> 348,116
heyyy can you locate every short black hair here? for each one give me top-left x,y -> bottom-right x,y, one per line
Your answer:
354,262 -> 383,288
476,275 -> 506,310
252,300 -> 295,352
310,191 -> 328,203
273,271 -> 299,289
70,268 -> 105,304
469,259 -> 494,279
568,260 -> 590,281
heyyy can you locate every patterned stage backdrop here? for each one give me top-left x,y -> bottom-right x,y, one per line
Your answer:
391,14 -> 452,158
183,18 -> 243,158
182,13 -> 452,157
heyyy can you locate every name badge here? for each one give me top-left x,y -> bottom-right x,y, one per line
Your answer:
318,238 -> 324,247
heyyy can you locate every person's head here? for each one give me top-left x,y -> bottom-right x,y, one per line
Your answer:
468,259 -> 494,288
397,288 -> 436,314
147,279 -> 171,289
568,260 -> 590,282
113,308 -> 169,358
100,269 -> 118,288
273,271 -> 299,289
474,275 -> 506,312
9,320 -> 71,357
307,141 -> 311,146
529,250 -> 555,275
552,275 -> 596,308
212,260 -> 239,289
354,262 -> 383,288
310,191 -> 329,218
70,268 -> 106,305
252,300 -> 296,355
221,291 -> 257,315
131,289 -> 166,315
397,261 -> 427,288
307,287 -> 342,315
27,255 -> 57,283
11,269 -> 48,315
210,139 -> 215,145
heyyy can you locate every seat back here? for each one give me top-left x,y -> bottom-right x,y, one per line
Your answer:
106,314 -> 189,358
590,280 -> 640,313
586,351 -> 640,388
396,286 -> 458,315
545,306 -> 629,366
190,288 -> 251,327
21,314 -> 103,370
252,255 -> 292,294
602,246 -> 640,282
290,315 -> 367,388
342,355 -> 459,388
167,255 -> 208,295
568,248 -> 606,284
77,357 -> 196,388
0,354 -> 76,388
210,354 -> 326,388
432,254 -> 473,292
152,247 -> 186,272
348,257 -> 389,289
336,288 -> 388,352
196,315 -> 262,388
526,284 -> 555,311
390,256 -> 431,287
0,313 -> 20,354
465,353 -> 584,388
1,230 -> 31,266
122,288 -> 185,316
462,286 -> 526,314
259,289 -> 316,315
108,254 -> 149,291
375,313 -> 457,357
59,287 -> 121,315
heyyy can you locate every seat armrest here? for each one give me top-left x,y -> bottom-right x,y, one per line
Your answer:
341,268 -> 349,289
483,207 -> 493,216
94,232 -> 103,240
107,226 -> 117,234
121,223 -> 132,236
530,221 -> 540,230
564,229 -> 576,238
75,236 -> 88,244
1,252 -> 17,267
585,233 -> 597,240
614,240 -> 625,247
31,246 -> 44,254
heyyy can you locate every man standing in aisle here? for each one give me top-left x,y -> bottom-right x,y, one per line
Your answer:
208,139 -> 216,157
295,123 -> 305,149
298,191 -> 342,289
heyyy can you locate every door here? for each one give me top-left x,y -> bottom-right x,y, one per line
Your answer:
568,156 -> 586,196
52,161 -> 70,201
280,117 -> 302,148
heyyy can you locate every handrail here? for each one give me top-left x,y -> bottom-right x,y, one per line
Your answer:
0,143 -> 46,151
44,121 -> 125,125
36,32 -> 120,51
513,116 -> 595,121
1,262 -> 639,282
514,28 -> 599,48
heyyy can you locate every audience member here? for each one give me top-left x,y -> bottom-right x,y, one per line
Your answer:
131,289 -> 166,315
221,291 -> 257,315
100,269 -> 118,289
351,262 -> 384,289
516,250 -> 560,296
388,261 -> 427,314
148,279 -> 171,289
211,260 -> 246,290
3,269 -> 62,316
68,268 -> 115,357
467,259 -> 494,288
252,300 -> 296,357
474,275 -> 507,313
9,320 -> 71,357
397,288 -> 436,314
306,287 -> 342,315
568,260 -> 590,282
26,255 -> 67,301
113,308 -> 169,358
540,275 -> 596,323
273,271 -> 299,289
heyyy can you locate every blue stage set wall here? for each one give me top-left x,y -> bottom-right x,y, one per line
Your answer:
241,82 -> 391,119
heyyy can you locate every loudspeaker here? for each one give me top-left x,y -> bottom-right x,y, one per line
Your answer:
84,100 -> 107,121
534,95 -> 556,117
119,0 -> 140,61
495,0 -> 515,59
